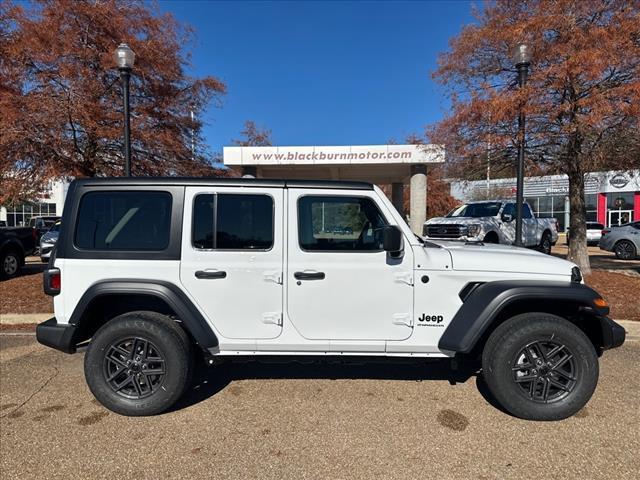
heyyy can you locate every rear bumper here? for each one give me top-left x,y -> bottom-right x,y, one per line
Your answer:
599,316 -> 626,350
36,318 -> 77,354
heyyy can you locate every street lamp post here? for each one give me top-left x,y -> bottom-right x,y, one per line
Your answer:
114,43 -> 136,177
512,43 -> 531,247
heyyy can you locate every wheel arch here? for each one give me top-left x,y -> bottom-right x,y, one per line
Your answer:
439,281 -> 611,355
68,280 -> 218,351
483,231 -> 500,243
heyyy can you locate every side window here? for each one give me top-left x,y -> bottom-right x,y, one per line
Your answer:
75,191 -> 172,250
192,194 -> 274,250
502,203 -> 515,218
522,204 -> 533,219
298,196 -> 388,251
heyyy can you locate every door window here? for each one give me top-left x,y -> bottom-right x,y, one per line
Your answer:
297,196 -> 388,251
192,194 -> 274,250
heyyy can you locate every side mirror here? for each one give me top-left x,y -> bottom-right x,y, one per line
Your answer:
383,225 -> 403,256
501,213 -> 513,223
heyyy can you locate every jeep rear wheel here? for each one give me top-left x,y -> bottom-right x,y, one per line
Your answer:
84,311 -> 192,416
481,313 -> 598,421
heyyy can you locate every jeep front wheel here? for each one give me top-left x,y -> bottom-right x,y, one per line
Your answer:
481,312 -> 598,421
84,311 -> 193,416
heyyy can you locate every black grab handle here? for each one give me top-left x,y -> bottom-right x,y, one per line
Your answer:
195,270 -> 227,279
294,271 -> 325,281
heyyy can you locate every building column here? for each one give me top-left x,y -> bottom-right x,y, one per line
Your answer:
597,193 -> 607,226
409,164 -> 427,235
242,166 -> 257,177
391,183 -> 404,217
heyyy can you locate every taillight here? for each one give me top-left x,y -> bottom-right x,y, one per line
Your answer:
601,229 -> 610,237
44,268 -> 61,296
32,228 -> 37,240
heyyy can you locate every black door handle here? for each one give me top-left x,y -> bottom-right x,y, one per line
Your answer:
195,270 -> 227,279
294,271 -> 325,280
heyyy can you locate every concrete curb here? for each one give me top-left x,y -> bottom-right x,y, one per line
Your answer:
1,313 -> 638,338
0,313 -> 52,325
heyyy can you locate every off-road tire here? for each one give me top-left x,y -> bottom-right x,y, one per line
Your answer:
1,249 -> 21,279
482,313 -> 598,421
84,311 -> 193,416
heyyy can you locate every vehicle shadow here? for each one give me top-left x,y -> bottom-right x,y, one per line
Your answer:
171,356 -> 507,415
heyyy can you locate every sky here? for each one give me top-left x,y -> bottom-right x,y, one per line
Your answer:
158,0 -> 476,153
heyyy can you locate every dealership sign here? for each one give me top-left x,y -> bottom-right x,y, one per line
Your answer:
609,173 -> 630,189
224,144 -> 445,165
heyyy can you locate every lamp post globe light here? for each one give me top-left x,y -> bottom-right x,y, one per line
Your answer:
512,43 -> 531,247
114,43 -> 135,177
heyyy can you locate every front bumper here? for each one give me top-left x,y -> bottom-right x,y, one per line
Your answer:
599,316 -> 626,350
36,318 -> 77,353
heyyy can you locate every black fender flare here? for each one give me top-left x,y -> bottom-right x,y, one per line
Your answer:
438,280 -> 608,353
68,279 -> 218,349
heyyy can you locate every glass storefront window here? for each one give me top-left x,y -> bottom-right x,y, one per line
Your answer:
538,196 -> 552,212
607,193 -> 634,210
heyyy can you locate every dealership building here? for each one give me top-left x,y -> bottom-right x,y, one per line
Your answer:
0,180 -> 69,227
450,169 -> 640,231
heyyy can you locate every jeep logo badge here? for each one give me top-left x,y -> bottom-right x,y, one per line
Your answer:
418,314 -> 443,323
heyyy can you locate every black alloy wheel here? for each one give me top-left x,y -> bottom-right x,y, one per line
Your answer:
103,337 -> 166,400
512,340 -> 577,403
614,240 -> 636,260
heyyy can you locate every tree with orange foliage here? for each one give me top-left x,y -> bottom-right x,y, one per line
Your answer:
429,0 -> 640,273
0,0 -> 226,203
233,120 -> 273,147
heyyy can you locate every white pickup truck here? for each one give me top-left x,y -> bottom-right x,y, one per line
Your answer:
423,200 -> 559,254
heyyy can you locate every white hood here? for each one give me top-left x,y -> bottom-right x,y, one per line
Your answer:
433,240 -> 576,277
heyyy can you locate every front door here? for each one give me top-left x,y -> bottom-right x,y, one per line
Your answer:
608,210 -> 633,227
180,187 -> 283,340
286,189 -> 414,341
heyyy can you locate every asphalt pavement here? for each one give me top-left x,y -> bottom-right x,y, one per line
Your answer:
1,334 -> 639,480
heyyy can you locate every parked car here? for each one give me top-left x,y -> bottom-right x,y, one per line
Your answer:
599,221 -> 640,259
423,200 -> 558,254
36,177 -> 624,420
0,226 -> 37,278
28,216 -> 61,242
565,222 -> 604,245
40,221 -> 61,263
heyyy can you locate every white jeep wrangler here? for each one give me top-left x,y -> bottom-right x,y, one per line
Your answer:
37,178 -> 625,420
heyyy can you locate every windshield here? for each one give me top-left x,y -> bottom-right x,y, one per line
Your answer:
446,202 -> 503,218
49,222 -> 61,233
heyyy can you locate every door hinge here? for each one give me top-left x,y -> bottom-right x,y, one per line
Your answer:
394,271 -> 414,286
262,312 -> 282,326
263,271 -> 282,284
392,313 -> 414,328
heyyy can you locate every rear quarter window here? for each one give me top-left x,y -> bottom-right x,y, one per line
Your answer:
74,191 -> 172,251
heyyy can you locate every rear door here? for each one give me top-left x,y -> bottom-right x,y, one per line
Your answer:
286,189 -> 414,342
180,187 -> 284,340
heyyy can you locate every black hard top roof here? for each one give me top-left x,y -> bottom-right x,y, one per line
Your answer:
71,177 -> 373,190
